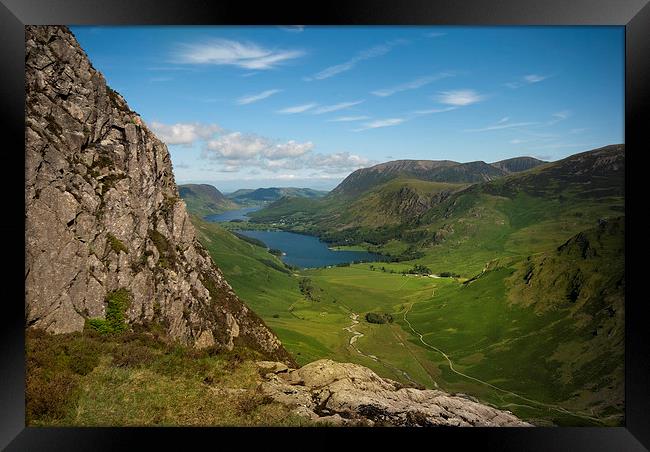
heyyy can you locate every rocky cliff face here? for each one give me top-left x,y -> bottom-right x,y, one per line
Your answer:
378,185 -> 453,220
25,25 -> 294,365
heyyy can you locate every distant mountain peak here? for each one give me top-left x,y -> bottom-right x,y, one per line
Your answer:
330,158 -> 507,198
490,156 -> 547,173
227,186 -> 328,203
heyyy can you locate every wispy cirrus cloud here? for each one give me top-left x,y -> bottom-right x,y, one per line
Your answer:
547,110 -> 571,125
353,118 -> 406,132
276,103 -> 319,114
437,89 -> 487,106
412,106 -> 457,116
327,115 -> 371,122
236,89 -> 282,105
278,25 -> 305,33
524,74 -> 549,83
371,73 -> 454,97
149,121 -> 221,145
174,39 -> 304,70
505,73 -> 551,89
465,120 -> 539,133
311,100 -> 365,115
305,39 -> 407,81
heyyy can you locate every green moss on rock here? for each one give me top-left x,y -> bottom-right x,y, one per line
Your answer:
106,233 -> 128,254
86,288 -> 131,334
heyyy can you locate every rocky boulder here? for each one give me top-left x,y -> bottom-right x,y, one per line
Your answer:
257,359 -> 532,427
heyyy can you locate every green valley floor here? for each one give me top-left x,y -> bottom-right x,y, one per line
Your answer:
192,217 -> 624,427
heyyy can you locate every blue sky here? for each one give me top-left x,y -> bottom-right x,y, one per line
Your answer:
71,26 -> 624,192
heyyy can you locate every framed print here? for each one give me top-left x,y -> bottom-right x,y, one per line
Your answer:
1,0 -> 648,450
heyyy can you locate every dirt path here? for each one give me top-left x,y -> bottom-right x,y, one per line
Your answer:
401,302 -> 611,424
342,312 -> 421,387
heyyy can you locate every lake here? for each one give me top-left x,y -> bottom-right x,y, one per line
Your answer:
236,230 -> 385,269
204,207 -> 261,222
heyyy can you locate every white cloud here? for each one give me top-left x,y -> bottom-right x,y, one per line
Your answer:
305,39 -> 407,81
548,110 -> 571,125
174,39 -> 304,69
412,107 -> 456,115
278,25 -> 305,32
202,132 -> 373,175
236,89 -> 281,105
524,74 -> 549,83
506,74 -> 551,89
216,165 -> 241,173
277,103 -> 318,114
206,132 -> 269,159
308,152 -> 375,173
266,140 -> 315,159
205,132 -> 314,161
465,121 -> 538,132
312,100 -> 365,114
353,118 -> 406,132
371,73 -> 453,97
327,115 -> 370,122
149,121 -> 221,145
437,89 -> 486,106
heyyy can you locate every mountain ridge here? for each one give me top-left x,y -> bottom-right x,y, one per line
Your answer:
227,186 -> 328,204
329,157 -> 534,198
490,156 -> 547,173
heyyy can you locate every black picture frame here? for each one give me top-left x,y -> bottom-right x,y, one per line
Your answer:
1,0 -> 647,450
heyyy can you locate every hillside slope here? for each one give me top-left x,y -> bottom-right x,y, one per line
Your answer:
490,156 -> 546,173
178,183 -> 238,218
252,145 -> 624,274
249,155 -> 549,241
25,25 -> 292,364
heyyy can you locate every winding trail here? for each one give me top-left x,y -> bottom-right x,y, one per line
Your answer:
343,312 -> 421,387
401,302 -> 614,424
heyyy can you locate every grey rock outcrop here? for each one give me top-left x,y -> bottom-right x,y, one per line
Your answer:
257,359 -> 532,426
25,25 -> 294,365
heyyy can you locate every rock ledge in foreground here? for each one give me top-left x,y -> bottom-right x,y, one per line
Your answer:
257,359 -> 532,427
